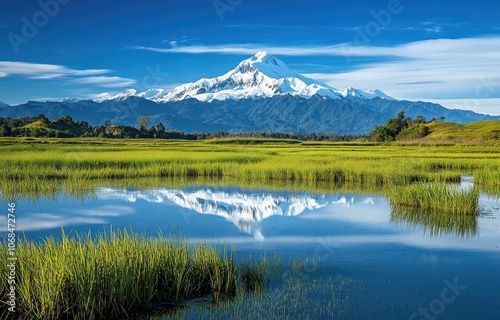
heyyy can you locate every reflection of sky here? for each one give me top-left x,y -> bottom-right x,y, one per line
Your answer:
2,185 -> 498,320
0,187 -> 499,253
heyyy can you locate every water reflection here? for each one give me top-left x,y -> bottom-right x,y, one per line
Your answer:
96,187 -> 380,239
389,207 -> 478,238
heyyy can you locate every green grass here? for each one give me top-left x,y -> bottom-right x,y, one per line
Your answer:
388,183 -> 480,216
1,138 -> 500,198
0,229 -> 270,320
422,120 -> 500,143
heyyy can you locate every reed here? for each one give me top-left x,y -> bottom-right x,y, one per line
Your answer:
388,183 -> 480,216
0,229 -> 268,319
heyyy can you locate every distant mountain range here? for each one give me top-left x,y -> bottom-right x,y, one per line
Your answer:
1,51 -> 498,134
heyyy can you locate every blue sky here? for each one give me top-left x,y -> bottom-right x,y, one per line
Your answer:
1,0 -> 500,114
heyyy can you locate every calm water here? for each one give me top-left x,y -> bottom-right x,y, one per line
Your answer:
2,179 -> 499,319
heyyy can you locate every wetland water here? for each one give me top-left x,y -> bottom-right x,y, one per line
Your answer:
2,178 -> 499,319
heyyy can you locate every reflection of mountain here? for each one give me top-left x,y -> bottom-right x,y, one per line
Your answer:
97,187 -> 379,239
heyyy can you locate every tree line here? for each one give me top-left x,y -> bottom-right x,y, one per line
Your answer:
0,114 -> 367,141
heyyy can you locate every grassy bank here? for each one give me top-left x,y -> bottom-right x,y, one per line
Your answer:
0,229 -> 270,319
1,138 -> 500,197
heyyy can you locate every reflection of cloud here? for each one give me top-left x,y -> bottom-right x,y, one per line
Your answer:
15,213 -> 105,231
0,205 -> 136,232
76,205 -> 135,217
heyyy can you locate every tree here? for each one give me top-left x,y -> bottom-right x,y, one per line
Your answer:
0,124 -> 11,137
156,122 -> 165,133
61,115 -> 73,124
439,116 -> 445,122
36,114 -> 49,124
371,126 -> 392,142
104,120 -> 111,127
385,111 -> 406,137
155,122 -> 166,138
137,116 -> 151,131
414,115 -> 427,124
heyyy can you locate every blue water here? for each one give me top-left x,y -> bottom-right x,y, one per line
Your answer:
1,183 -> 499,319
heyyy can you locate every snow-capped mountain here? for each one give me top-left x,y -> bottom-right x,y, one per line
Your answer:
160,51 -> 345,102
90,51 -> 393,103
93,88 -> 166,102
340,87 -> 396,100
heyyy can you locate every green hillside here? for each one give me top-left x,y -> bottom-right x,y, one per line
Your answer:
424,120 -> 500,141
21,120 -> 88,137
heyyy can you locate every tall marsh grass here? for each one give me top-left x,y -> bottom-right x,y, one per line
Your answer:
1,138 -> 500,197
0,229 -> 268,319
389,183 -> 480,216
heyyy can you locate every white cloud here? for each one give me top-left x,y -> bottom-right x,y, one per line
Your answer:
0,61 -> 109,79
303,37 -> 500,102
131,36 -> 500,58
0,61 -> 135,89
73,76 -> 136,88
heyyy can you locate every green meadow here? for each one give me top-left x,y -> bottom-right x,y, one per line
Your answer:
0,137 -> 499,198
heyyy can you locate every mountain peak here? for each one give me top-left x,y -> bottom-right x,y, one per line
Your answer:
86,51 -> 393,103
251,51 -> 277,63
233,51 -> 295,79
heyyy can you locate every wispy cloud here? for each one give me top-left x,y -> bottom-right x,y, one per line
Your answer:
227,24 -> 356,31
131,44 -> 386,56
73,76 -> 136,88
132,36 -> 500,59
0,61 -> 109,79
0,61 -> 135,88
302,36 -> 500,100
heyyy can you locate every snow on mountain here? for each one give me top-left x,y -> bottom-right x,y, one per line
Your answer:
88,51 -> 393,103
340,87 -> 396,100
158,51 -> 342,102
137,88 -> 165,100
60,97 -> 79,103
93,89 -> 139,102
